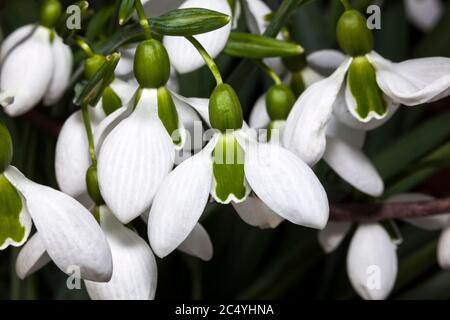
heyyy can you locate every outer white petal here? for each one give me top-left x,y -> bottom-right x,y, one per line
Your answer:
98,89 -> 175,223
387,193 -> 450,230
347,223 -> 398,300
283,59 -> 351,166
142,0 -> 185,17
367,51 -> 450,106
323,136 -> 384,197
307,50 -> 347,76
177,223 -> 213,261
4,166 -> 113,282
163,0 -> 232,73
85,207 -> 157,300
0,91 -> 14,106
16,233 -> 51,280
0,24 -> 35,61
333,84 -> 399,131
237,132 -> 329,229
301,67 -> 324,87
232,195 -> 284,229
249,93 -> 270,129
326,116 -> 366,149
437,226 -> 450,269
318,221 -> 352,254
1,26 -> 53,116
43,35 -> 73,105
405,0 -> 443,31
148,135 -> 218,258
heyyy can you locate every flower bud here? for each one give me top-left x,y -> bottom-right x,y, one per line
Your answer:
84,54 -> 107,80
337,10 -> 373,57
0,123 -> 13,173
40,0 -> 62,29
102,86 -> 122,115
266,84 -> 295,121
282,53 -> 307,73
209,84 -> 243,132
134,39 -> 170,89
86,165 -> 104,206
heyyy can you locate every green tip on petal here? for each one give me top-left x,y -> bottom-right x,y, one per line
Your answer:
347,56 -> 387,120
102,86 -> 122,115
157,87 -> 182,146
0,123 -> 13,173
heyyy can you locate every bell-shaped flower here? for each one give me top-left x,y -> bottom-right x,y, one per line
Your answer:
148,83 -> 329,258
1,166 -> 112,281
283,8 -> 450,166
0,24 -> 72,116
55,79 -> 136,202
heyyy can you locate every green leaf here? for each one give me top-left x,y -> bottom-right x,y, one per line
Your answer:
119,0 -> 136,25
74,53 -> 120,107
149,8 -> 230,36
86,5 -> 115,41
224,32 -> 303,58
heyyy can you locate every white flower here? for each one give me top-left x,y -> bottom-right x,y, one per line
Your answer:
2,166 -> 112,282
284,49 -> 450,166
148,128 -> 329,258
404,0 -> 443,31
0,25 -> 72,116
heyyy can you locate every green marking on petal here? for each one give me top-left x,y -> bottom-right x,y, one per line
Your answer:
0,174 -> 26,249
157,87 -> 182,146
102,86 -> 122,115
348,56 -> 387,120
212,133 -> 248,203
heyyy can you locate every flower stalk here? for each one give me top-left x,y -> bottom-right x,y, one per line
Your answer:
134,0 -> 153,40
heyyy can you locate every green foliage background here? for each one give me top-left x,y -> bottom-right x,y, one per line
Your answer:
0,0 -> 450,299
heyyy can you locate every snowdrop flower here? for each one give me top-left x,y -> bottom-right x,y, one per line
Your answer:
148,83 -> 329,258
404,0 -> 443,31
284,7 -> 450,166
0,0 -> 72,116
0,124 -> 112,281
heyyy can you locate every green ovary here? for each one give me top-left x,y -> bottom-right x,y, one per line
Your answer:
347,56 -> 387,120
212,133 -> 247,203
0,174 -> 26,247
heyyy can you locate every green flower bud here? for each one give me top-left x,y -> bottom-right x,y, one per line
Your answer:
40,0 -> 62,29
0,123 -> 13,173
134,39 -> 170,89
157,87 -> 181,146
209,84 -> 243,132
86,165 -> 104,206
337,10 -> 373,57
282,53 -> 307,73
102,86 -> 122,115
84,54 -> 107,80
266,84 -> 295,121
289,72 -> 305,98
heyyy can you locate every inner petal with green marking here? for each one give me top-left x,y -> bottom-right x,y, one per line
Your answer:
212,133 -> 249,204
0,174 -> 29,249
157,87 -> 182,146
347,56 -> 387,120
102,86 -> 122,116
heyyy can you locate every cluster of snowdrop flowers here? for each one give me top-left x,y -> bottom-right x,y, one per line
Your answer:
0,0 -> 72,116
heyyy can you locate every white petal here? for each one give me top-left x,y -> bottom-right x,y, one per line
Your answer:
148,135 -> 218,258
333,84 -> 400,131
115,46 -> 136,77
171,93 -> 210,125
283,59 -> 351,166
323,136 -> 384,197
4,166 -> 113,282
237,132 -> 329,229
163,0 -> 232,73
387,193 -> 450,230
15,233 -> 51,280
301,67 -> 324,87
173,93 -> 203,152
249,93 -> 270,129
347,223 -> 398,300
142,0 -> 185,17
437,226 -> 450,269
177,223 -> 213,261
1,26 -> 53,116
0,24 -> 35,61
367,51 -> 450,106
85,207 -> 157,300
307,50 -> 347,76
405,0 -> 443,31
318,221 -> 352,253
244,0 -> 272,34
98,89 -> 175,223
43,35 -> 73,105
0,91 -> 14,107
232,195 -> 284,229
326,116 -> 366,148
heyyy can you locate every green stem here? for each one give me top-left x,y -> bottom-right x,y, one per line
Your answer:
340,0 -> 352,11
134,0 -> 152,39
252,60 -> 282,85
81,103 -> 97,166
75,36 -> 95,57
263,0 -> 312,37
186,36 -> 223,86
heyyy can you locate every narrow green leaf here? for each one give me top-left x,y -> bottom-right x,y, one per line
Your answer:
86,5 -> 115,41
119,0 -> 136,25
225,32 -> 303,58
